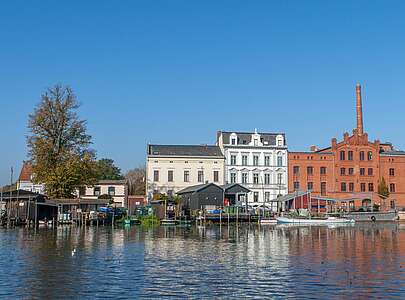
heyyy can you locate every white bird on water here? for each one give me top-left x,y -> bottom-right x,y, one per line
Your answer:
72,248 -> 76,257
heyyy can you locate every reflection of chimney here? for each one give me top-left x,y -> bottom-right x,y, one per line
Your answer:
356,84 -> 364,135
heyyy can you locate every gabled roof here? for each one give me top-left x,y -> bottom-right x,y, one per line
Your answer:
96,179 -> 127,185
148,145 -> 224,157
177,183 -> 221,194
19,162 -> 33,181
221,183 -> 251,194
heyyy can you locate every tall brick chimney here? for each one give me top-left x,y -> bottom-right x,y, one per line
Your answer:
356,84 -> 364,135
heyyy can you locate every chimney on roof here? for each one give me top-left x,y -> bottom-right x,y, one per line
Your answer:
356,84 -> 364,135
310,145 -> 318,152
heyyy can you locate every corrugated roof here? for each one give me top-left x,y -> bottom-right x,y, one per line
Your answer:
148,145 -> 224,157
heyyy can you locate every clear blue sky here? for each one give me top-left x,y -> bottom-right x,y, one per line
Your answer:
1,1 -> 405,185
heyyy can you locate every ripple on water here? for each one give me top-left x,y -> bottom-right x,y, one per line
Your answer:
0,223 -> 404,299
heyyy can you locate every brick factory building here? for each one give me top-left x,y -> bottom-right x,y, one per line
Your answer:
288,85 -> 405,210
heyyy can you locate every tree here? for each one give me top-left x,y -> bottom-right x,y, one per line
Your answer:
125,166 -> 146,195
27,84 -> 97,198
96,158 -> 123,180
378,177 -> 390,199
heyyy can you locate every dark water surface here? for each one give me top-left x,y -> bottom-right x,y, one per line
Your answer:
0,223 -> 404,299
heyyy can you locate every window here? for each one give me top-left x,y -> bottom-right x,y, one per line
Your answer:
265,192 -> 270,202
368,183 -> 374,192
94,186 -> 101,196
153,170 -> 159,182
340,151 -> 345,160
293,181 -> 300,190
253,192 -> 259,202
264,173 -> 271,185
293,166 -> 300,175
277,156 -> 283,167
231,138 -> 236,145
389,168 -> 395,176
108,187 -> 115,196
348,168 -> 354,175
230,173 -> 236,184
341,182 -> 346,192
368,168 -> 373,176
321,182 -> 326,196
348,151 -> 353,161
184,171 -> 190,182
242,173 -> 248,184
230,155 -> 236,165
253,155 -> 259,166
277,173 -> 282,185
340,168 -> 346,175
307,166 -> 313,175
242,155 -> 248,166
360,183 -> 366,192
253,173 -> 259,184
360,168 -> 365,176
213,171 -> 219,182
349,182 -> 354,192
390,183 -> 396,193
307,182 -> 313,190
168,170 -> 173,182
198,170 -> 204,183
368,151 -> 373,161
320,167 -> 326,175
264,156 -> 270,166
360,151 -> 365,161
277,139 -> 283,146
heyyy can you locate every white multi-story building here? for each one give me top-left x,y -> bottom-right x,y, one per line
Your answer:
146,145 -> 225,200
217,130 -> 288,209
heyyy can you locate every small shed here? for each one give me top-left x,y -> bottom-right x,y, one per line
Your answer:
177,183 -> 224,210
221,183 -> 250,206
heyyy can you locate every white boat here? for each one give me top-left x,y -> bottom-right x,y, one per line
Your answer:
259,218 -> 277,225
276,216 -> 355,224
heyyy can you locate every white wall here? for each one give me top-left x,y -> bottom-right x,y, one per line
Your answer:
146,156 -> 225,199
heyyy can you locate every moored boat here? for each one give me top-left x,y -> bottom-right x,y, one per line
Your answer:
277,216 -> 355,224
342,211 -> 398,222
259,218 -> 277,225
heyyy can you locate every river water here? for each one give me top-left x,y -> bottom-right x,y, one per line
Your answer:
0,223 -> 404,299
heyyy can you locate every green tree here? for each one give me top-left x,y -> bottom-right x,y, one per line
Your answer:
378,177 -> 390,199
27,84 -> 97,198
96,158 -> 124,180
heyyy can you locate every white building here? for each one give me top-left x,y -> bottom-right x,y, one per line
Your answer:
17,162 -> 46,194
146,145 -> 225,200
217,130 -> 288,209
78,180 -> 127,207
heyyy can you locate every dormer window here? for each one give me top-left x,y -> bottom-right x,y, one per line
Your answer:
231,138 -> 236,145
230,133 -> 238,146
276,134 -> 284,147
254,139 -> 258,146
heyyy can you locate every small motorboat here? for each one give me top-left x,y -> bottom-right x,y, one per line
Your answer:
276,216 -> 355,224
160,219 -> 177,226
259,218 -> 277,225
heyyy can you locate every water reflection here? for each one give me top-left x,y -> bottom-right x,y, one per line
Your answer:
0,224 -> 404,299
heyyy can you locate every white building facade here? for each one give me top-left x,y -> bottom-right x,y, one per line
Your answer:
146,145 -> 225,200
78,180 -> 128,207
217,130 -> 288,209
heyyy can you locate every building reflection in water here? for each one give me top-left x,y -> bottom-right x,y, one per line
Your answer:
0,223 -> 404,299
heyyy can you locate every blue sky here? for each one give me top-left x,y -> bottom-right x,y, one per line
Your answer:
1,1 -> 405,185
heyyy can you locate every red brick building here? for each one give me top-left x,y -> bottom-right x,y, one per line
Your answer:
288,85 -> 405,209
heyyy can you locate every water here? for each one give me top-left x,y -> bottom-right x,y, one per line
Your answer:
0,223 -> 404,299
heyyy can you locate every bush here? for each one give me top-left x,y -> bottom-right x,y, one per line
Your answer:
139,215 -> 160,226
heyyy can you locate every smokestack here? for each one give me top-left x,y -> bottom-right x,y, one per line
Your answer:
356,84 -> 364,135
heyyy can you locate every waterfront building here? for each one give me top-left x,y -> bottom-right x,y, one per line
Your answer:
216,130 -> 288,209
77,180 -> 128,207
288,84 -> 405,209
17,162 -> 45,194
146,144 -> 225,201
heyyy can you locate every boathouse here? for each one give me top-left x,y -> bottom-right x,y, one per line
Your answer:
177,183 -> 224,210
